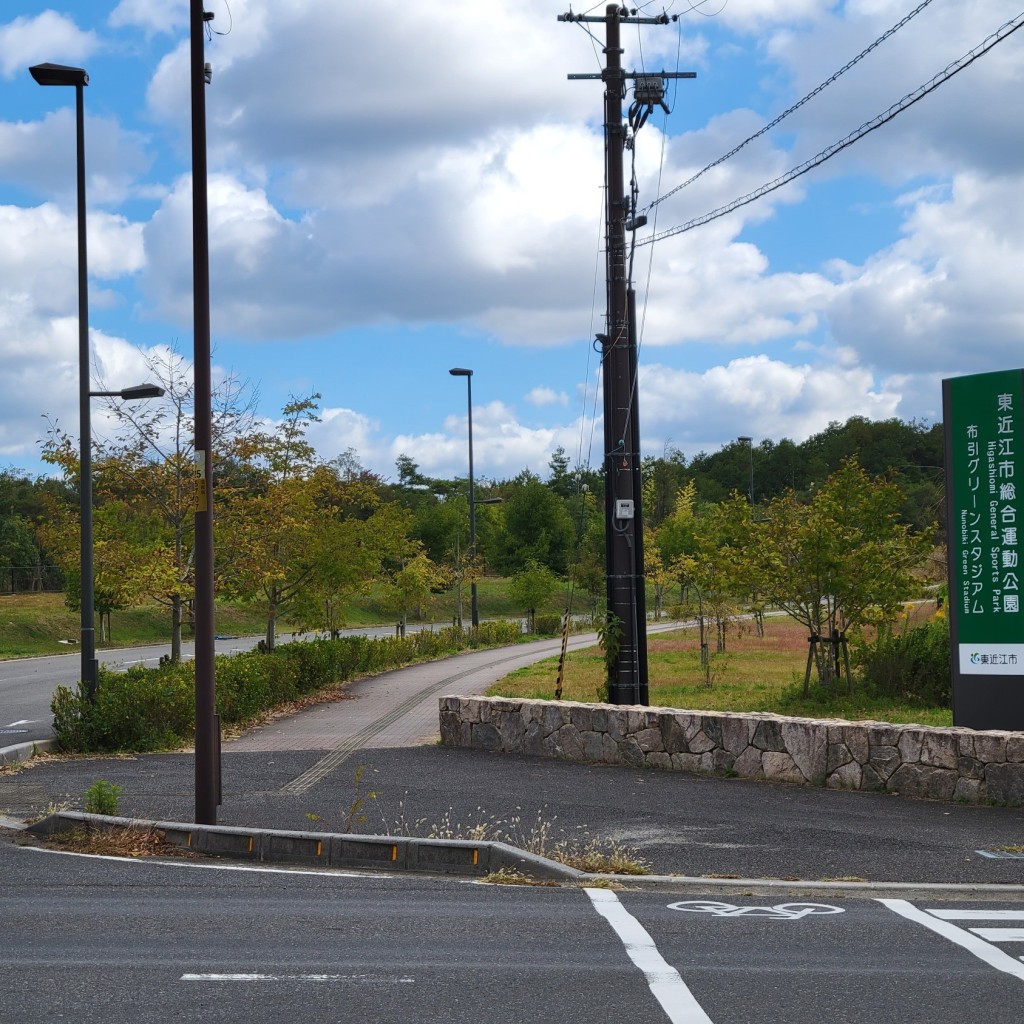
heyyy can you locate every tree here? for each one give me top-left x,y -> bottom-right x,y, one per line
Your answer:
0,513 -> 41,593
509,558 -> 559,633
746,459 -> 932,692
74,346 -> 258,660
672,498 -> 746,667
381,551 -> 450,630
493,475 -> 575,575
216,395 -> 327,650
547,446 -> 574,498
395,453 -> 427,488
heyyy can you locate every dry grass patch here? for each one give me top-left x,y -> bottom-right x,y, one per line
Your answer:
385,804 -> 650,875
33,824 -> 204,859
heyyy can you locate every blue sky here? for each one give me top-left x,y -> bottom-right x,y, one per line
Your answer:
2,1 -> 1023,484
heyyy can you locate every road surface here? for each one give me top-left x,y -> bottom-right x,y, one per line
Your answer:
3,839 -> 1023,1024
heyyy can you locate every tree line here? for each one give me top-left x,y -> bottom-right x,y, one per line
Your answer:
2,360 -> 944,686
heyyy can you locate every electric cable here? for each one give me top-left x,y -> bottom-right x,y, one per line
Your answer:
644,0 -> 939,214
639,9 -> 1024,245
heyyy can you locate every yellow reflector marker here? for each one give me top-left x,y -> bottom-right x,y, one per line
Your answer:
472,849 -> 479,866
248,837 -> 253,853
316,841 -> 322,857
186,833 -> 192,848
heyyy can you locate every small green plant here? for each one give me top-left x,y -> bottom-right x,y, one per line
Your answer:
596,613 -> 623,703
342,764 -> 378,832
83,779 -> 121,816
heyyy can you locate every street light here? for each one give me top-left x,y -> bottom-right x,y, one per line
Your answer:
90,383 -> 166,401
29,61 -> 98,698
738,436 -> 754,505
449,367 -> 479,628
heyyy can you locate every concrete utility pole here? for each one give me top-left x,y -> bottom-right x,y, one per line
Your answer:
559,5 -> 692,705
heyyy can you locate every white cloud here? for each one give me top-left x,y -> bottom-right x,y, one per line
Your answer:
525,387 -> 569,408
0,109 -> 151,206
0,11 -> 98,79
0,200 -> 146,466
827,172 -> 1024,375
109,0 -> 189,37
638,354 -> 903,453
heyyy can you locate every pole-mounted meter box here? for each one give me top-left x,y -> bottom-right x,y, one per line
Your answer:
633,76 -> 666,103
615,499 -> 635,520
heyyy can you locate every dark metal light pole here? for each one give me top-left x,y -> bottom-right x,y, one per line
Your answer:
449,368 -> 478,628
29,62 -> 96,699
191,0 -> 220,825
738,435 -> 754,504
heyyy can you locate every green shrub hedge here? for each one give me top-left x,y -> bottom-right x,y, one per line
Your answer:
51,620 -> 523,753
853,615 -> 951,708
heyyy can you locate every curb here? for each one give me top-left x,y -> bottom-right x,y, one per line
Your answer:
26,812 -> 584,881
0,738 -> 58,766
22,812 -> 1024,897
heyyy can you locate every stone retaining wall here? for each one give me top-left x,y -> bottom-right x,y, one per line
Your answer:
438,696 -> 1024,806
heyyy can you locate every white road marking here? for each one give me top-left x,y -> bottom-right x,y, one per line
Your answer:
4,720 -> 33,727
878,899 -> 1024,980
16,844 -> 387,879
585,887 -> 714,1024
668,900 -> 844,921
969,929 -> 1024,942
181,973 -> 414,983
927,909 -> 1024,920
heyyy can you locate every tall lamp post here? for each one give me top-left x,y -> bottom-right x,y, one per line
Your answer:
29,62 -> 98,698
738,435 -> 754,505
191,0 -> 219,826
449,368 -> 479,628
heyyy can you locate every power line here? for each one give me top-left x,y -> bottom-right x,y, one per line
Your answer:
639,9 -> 1024,246
644,0 -> 939,214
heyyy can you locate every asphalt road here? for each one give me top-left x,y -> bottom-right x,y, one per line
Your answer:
0,623 -> 427,746
3,839 -> 1024,1024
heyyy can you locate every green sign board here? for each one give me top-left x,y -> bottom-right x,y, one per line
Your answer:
945,370 -> 1024,726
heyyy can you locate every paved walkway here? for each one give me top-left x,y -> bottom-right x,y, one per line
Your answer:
227,634 -> 592,754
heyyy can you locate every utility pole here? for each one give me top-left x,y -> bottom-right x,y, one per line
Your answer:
191,0 -> 220,825
559,5 -> 692,705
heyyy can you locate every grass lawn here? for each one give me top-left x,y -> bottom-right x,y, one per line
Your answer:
487,612 -> 954,728
0,592 -> 304,660
0,575 -> 571,660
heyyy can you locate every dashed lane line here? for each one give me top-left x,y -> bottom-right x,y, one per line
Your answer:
181,973 -> 414,983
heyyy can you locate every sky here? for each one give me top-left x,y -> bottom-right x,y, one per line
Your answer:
1,0 -> 1023,486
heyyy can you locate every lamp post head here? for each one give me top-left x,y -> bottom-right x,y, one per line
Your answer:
738,435 -> 752,445
89,383 -> 166,401
449,367 -> 473,377
29,63 -> 89,87
119,383 -> 165,401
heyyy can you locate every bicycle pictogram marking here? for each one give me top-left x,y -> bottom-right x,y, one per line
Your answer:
667,900 -> 846,920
